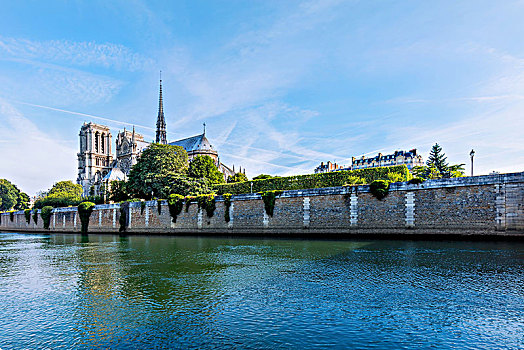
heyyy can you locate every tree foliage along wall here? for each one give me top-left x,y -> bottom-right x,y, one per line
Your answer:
126,143 -> 189,199
188,155 -> 225,184
34,180 -> 83,209
214,165 -> 411,195
0,179 -> 30,211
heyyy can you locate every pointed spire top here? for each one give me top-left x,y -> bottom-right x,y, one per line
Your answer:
156,73 -> 167,144
203,122 -> 206,135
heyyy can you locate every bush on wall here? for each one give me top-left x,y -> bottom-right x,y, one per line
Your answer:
196,194 -> 216,218
32,209 -> 38,225
24,209 -> 31,224
214,165 -> 411,195
41,206 -> 53,230
408,177 -> 425,185
185,196 -> 196,212
369,180 -> 390,200
260,190 -> 282,217
157,199 -> 163,215
78,202 -> 95,233
223,193 -> 232,223
167,194 -> 184,223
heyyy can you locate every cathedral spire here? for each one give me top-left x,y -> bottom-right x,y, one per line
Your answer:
155,72 -> 167,144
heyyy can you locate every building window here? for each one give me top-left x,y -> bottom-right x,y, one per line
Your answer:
101,133 -> 105,154
95,132 -> 99,153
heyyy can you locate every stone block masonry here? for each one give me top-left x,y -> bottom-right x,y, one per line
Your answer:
1,172 -> 523,238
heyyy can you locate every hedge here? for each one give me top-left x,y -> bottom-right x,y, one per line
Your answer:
214,165 -> 411,195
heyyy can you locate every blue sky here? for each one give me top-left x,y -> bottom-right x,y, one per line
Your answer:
0,0 -> 523,195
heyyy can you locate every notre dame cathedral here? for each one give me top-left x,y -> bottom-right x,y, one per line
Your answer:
77,78 -> 242,196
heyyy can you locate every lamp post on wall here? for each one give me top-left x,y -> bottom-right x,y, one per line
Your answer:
470,149 -> 475,177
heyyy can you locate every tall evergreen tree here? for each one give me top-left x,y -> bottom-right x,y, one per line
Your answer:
426,143 -> 448,174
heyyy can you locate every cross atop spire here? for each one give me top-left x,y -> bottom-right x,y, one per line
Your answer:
155,73 -> 167,144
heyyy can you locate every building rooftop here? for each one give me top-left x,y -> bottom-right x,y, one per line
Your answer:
169,133 -> 216,153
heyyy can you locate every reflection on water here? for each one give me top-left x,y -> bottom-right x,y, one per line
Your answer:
0,233 -> 523,349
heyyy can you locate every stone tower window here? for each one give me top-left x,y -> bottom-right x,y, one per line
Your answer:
95,132 -> 99,153
101,133 -> 105,154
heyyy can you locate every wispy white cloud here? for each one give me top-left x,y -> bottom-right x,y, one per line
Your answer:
0,99 -> 77,196
0,36 -> 154,71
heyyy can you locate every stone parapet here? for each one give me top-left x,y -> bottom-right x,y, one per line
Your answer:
1,172 -> 523,237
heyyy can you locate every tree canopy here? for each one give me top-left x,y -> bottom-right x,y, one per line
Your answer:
252,174 -> 273,180
0,179 -> 29,211
127,143 -> 190,199
34,180 -> 83,208
48,180 -> 83,197
227,172 -> 248,183
188,155 -> 225,185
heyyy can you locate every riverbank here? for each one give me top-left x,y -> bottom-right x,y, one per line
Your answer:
1,172 -> 523,238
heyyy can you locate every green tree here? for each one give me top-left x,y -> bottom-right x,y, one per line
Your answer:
48,180 -> 83,197
188,155 -> 225,184
127,143 -> 189,199
227,172 -> 248,183
109,180 -> 129,202
33,180 -> 83,209
426,143 -> 448,174
0,179 -> 29,211
413,144 -> 466,179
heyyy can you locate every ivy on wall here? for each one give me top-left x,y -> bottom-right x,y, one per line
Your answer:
167,194 -> 184,223
32,210 -> 38,225
408,177 -> 425,185
185,196 -> 196,212
9,211 -> 14,222
41,206 -> 53,230
24,209 -> 31,224
157,200 -> 162,215
78,202 -> 95,233
369,180 -> 390,200
223,193 -> 232,223
260,190 -> 282,217
140,201 -> 146,215
196,194 -> 216,218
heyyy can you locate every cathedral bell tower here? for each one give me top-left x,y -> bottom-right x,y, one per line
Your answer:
77,122 -> 114,196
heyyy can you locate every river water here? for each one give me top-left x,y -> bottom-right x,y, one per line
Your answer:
0,232 -> 523,349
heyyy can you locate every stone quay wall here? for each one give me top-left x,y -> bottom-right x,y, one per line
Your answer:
1,172 -> 523,238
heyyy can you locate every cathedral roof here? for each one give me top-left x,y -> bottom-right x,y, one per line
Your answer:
102,167 -> 126,182
169,133 -> 216,153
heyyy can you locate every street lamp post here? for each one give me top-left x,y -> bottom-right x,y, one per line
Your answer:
470,149 -> 475,177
